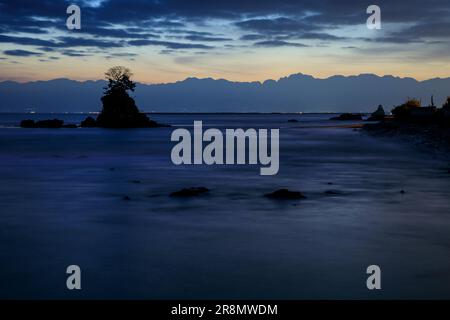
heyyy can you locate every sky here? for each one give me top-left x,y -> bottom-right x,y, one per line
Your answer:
0,0 -> 450,83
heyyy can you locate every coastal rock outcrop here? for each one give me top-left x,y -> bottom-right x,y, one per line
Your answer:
367,105 -> 386,121
363,97 -> 450,152
91,66 -> 165,129
96,90 -> 161,128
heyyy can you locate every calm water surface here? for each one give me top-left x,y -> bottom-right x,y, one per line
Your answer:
0,113 -> 449,299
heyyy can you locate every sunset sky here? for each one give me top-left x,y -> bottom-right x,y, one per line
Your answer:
1,0 -> 450,83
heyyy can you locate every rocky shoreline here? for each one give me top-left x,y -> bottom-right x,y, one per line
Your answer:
363,120 -> 450,155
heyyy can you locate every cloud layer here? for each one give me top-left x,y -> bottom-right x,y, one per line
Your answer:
0,0 -> 449,81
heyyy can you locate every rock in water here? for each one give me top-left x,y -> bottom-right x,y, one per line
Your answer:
20,119 -> 65,128
20,120 -> 36,128
330,113 -> 363,121
36,119 -> 64,128
265,189 -> 306,199
170,187 -> 210,197
80,116 -> 97,127
96,90 -> 161,128
367,105 -> 386,121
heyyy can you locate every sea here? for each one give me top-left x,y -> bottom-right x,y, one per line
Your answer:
0,113 -> 450,299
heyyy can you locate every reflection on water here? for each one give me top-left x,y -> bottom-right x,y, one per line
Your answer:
0,113 -> 450,299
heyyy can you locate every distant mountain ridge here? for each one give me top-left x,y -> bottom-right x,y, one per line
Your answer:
1,73 -> 449,113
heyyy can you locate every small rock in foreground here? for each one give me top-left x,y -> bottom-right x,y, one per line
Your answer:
20,119 -> 65,128
80,116 -> 97,127
324,190 -> 343,195
265,189 -> 306,200
170,187 -> 210,197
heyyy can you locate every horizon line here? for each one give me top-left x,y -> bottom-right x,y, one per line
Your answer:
2,72 -> 450,86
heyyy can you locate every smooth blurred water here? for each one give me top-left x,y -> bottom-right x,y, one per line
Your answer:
0,113 -> 450,299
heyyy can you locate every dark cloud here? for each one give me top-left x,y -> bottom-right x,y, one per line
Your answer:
55,36 -> 125,48
0,34 -> 55,47
254,40 -> 308,48
240,34 -> 267,41
81,26 -> 160,39
236,18 -> 346,42
236,17 -> 318,34
61,50 -> 89,57
0,34 -> 124,49
363,21 -> 450,44
128,39 -> 213,49
0,0 -> 449,54
3,49 -> 42,56
184,35 -> 232,42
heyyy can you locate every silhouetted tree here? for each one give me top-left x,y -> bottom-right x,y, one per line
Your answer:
103,66 -> 136,95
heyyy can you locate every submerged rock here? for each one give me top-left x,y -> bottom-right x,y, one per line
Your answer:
287,119 -> 299,123
170,187 -> 210,197
20,119 -> 65,128
330,113 -> 363,121
36,119 -> 64,128
264,189 -> 306,200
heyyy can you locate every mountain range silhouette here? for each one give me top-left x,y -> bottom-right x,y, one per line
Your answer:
1,73 -> 449,113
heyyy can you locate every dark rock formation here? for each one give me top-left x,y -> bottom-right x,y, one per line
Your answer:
367,105 -> 386,121
264,189 -> 306,200
94,66 -> 166,128
20,120 -> 36,128
76,67 -> 169,129
36,119 -> 64,128
96,90 -> 162,128
80,116 -> 97,127
20,119 -> 66,128
288,119 -> 299,123
330,113 -> 363,121
390,99 -> 438,123
170,187 -> 210,197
